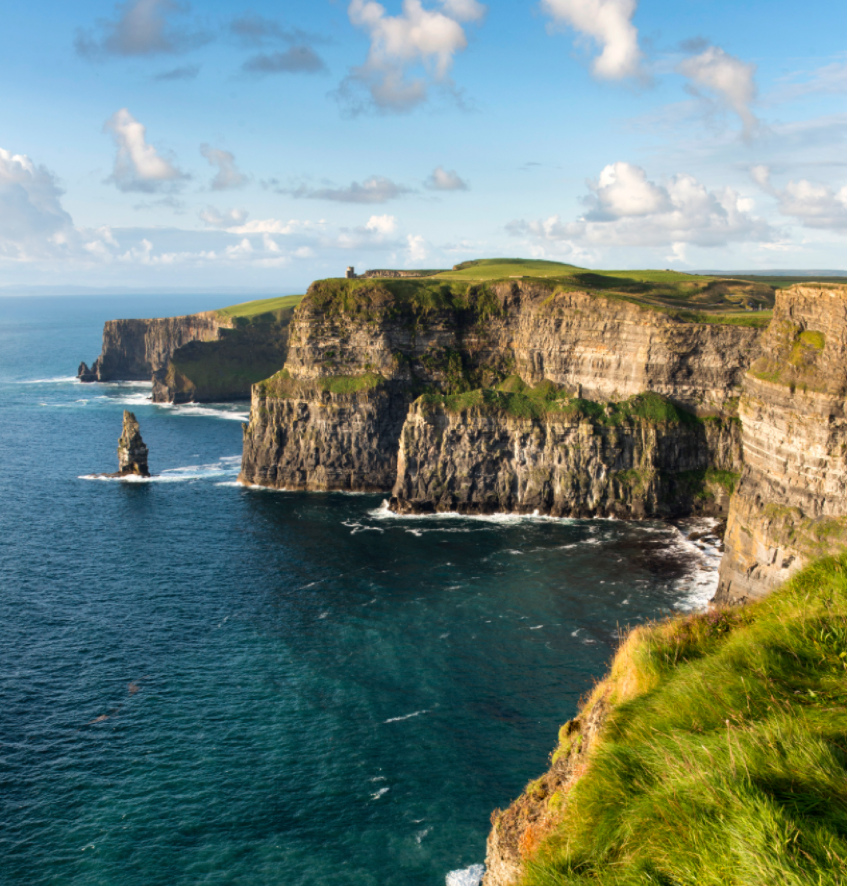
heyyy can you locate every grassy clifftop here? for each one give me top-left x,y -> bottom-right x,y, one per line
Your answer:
310,259 -> 776,328
506,554 -> 847,886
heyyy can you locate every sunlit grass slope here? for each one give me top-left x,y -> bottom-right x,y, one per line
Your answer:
434,259 -> 584,280
521,555 -> 847,886
216,293 -> 304,320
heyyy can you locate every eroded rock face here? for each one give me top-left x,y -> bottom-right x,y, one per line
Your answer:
240,279 -> 762,495
715,284 -> 847,604
389,400 -> 742,518
79,312 -> 225,383
117,411 -> 150,477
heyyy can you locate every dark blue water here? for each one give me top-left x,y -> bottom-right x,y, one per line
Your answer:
0,296 -> 719,886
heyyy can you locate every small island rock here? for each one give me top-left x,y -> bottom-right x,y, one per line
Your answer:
117,411 -> 150,477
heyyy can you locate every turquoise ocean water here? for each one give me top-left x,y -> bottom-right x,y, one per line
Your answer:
0,296 -> 721,885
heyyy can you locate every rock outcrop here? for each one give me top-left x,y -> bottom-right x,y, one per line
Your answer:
79,312 -> 224,382
715,284 -> 847,604
239,277 -> 761,502
116,411 -> 150,477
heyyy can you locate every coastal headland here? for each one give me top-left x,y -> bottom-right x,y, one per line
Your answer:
80,257 -> 847,884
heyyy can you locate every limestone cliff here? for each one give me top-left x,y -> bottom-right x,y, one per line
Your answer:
389,392 -> 741,517
715,284 -> 847,604
239,277 -> 761,499
79,312 -> 224,382
79,304 -> 297,403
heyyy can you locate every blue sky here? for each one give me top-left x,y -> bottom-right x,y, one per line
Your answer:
3,0 -> 847,292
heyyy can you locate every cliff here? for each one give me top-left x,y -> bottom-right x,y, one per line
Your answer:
239,275 -> 762,504
389,389 -> 741,517
715,284 -> 847,604
79,312 -> 224,382
78,296 -> 301,403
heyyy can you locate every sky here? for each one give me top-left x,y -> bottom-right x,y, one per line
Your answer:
4,0 -> 847,292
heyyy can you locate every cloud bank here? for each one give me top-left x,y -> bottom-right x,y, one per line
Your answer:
105,108 -> 186,193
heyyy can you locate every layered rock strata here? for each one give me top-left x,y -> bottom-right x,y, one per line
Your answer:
389,397 -> 741,517
116,411 -> 149,477
715,284 -> 847,604
79,312 -> 224,382
240,278 -> 762,496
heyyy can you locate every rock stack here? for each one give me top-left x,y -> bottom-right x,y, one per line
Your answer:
117,411 -> 150,477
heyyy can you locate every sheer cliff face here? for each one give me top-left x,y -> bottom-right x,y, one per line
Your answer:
716,284 -> 847,604
80,313 -> 225,382
239,279 -> 761,496
390,401 -> 741,517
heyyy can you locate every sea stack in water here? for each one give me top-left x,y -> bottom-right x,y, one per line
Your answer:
117,411 -> 150,477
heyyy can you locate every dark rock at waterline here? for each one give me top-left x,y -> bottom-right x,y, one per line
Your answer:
116,411 -> 150,477
77,361 -> 97,382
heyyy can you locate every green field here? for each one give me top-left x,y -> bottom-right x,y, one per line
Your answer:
216,293 -> 304,320
518,554 -> 847,886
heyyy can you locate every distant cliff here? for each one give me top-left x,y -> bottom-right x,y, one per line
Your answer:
239,277 -> 760,520
79,300 -> 299,403
78,312 -> 224,382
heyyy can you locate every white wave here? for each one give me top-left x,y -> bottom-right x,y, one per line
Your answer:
415,827 -> 431,844
446,864 -> 485,886
529,625 -> 544,630
80,454 -> 241,484
370,787 -> 390,800
667,518 -> 723,612
369,500 -> 573,524
160,403 -> 249,422
96,392 -> 151,407
22,375 -> 79,384
384,709 -> 428,724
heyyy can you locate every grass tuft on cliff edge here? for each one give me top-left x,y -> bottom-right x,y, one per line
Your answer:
517,555 -> 847,886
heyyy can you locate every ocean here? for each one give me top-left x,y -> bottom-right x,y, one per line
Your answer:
0,295 -> 721,886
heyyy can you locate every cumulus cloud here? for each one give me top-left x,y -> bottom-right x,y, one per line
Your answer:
406,233 -> 430,262
198,207 -> 249,228
105,108 -> 186,193
242,47 -> 327,75
424,166 -> 468,190
677,46 -> 758,137
75,0 -> 209,58
366,214 -> 398,234
541,0 -> 642,80
508,161 -> 772,251
286,175 -> 411,203
340,0 -> 485,113
0,148 -> 75,258
753,165 -> 847,231
200,144 -> 247,191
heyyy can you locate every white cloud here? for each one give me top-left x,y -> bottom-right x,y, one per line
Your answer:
0,148 -> 76,259
200,144 -> 247,190
198,207 -> 249,228
76,0 -> 209,58
406,233 -> 430,262
584,162 -> 670,219
753,165 -> 847,231
342,0 -> 484,112
287,175 -> 411,203
677,46 -> 758,137
105,109 -> 185,193
541,0 -> 642,80
424,165 -> 468,190
509,161 -> 772,250
226,218 -> 321,235
366,214 -> 398,234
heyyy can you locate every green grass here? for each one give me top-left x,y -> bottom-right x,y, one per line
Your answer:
311,259 -> 777,326
257,368 -> 383,398
216,293 -> 304,320
519,554 -> 847,886
421,379 -> 700,426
